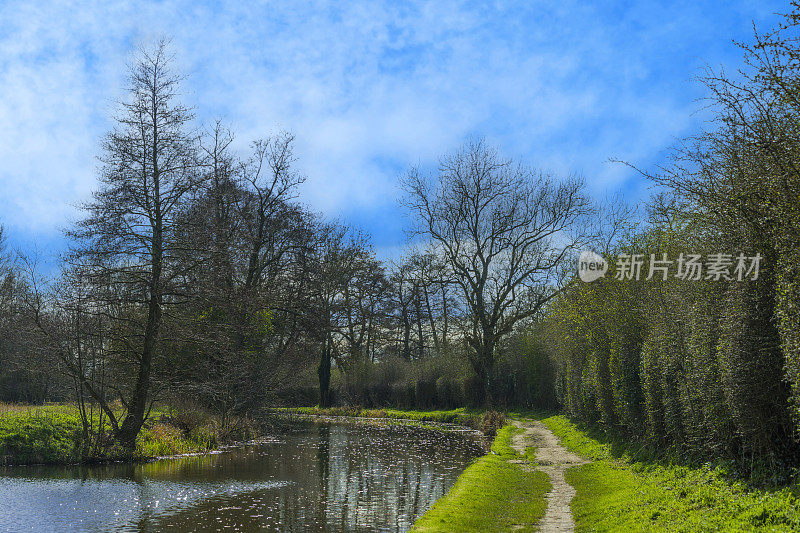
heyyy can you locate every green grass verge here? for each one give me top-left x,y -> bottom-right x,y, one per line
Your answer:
541,415 -> 800,532
277,406 -> 481,425
411,424 -> 551,532
0,404 -> 83,464
0,404 -> 218,465
277,407 -> 510,436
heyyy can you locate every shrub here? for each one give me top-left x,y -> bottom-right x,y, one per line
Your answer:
415,378 -> 437,409
478,411 -> 507,437
435,377 -> 462,408
463,375 -> 485,407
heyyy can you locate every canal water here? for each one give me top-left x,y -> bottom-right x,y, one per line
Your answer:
0,419 -> 484,532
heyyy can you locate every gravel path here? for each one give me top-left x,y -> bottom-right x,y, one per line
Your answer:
511,419 -> 586,532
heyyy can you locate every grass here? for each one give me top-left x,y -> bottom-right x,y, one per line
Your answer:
0,404 -> 83,464
134,420 -> 217,458
411,424 -> 551,532
277,406 -> 509,436
278,406 -> 481,424
0,403 -> 220,465
3,403 -> 490,466
541,415 -> 800,532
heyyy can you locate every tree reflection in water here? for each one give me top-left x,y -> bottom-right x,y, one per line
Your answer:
0,419 -> 484,532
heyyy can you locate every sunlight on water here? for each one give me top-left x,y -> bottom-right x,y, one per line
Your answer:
0,478 -> 288,532
0,420 -> 483,532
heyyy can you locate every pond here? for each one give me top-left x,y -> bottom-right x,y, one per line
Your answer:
0,418 -> 485,532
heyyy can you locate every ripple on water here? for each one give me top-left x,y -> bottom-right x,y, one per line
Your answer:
0,420 -> 484,532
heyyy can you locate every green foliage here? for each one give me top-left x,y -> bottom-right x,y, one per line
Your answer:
640,317 -> 678,447
717,274 -> 794,462
135,420 -> 216,458
255,308 -> 274,337
504,328 -> 558,409
544,223 -> 800,477
546,264 -> 648,435
777,248 -> 800,424
681,296 -> 734,455
540,7 -> 800,480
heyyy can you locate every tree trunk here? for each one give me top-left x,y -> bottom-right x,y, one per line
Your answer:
402,310 -> 412,360
118,159 -> 163,449
469,338 -> 495,408
318,338 -> 332,408
483,340 -> 495,407
117,262 -> 162,449
423,288 -> 440,356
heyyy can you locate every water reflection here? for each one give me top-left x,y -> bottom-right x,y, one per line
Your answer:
0,420 -> 484,532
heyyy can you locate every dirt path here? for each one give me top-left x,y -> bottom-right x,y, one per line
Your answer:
511,419 -> 586,532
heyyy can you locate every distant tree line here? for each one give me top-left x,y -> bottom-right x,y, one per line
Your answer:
0,41 -> 580,453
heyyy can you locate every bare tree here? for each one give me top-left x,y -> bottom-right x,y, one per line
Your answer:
239,132 -> 306,293
171,126 -> 312,428
0,226 -> 29,401
67,41 -> 202,448
401,140 -> 592,404
339,246 -> 389,366
389,259 -> 417,360
305,226 -> 383,407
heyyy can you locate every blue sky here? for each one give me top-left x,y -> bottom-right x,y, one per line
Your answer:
0,0 -> 787,264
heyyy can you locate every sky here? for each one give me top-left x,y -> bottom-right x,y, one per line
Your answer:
0,0 -> 788,265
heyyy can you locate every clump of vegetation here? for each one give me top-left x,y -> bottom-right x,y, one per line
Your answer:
477,411 -> 506,436
135,420 -> 217,458
282,406 -> 513,437
540,6 -> 800,484
282,406 -> 480,425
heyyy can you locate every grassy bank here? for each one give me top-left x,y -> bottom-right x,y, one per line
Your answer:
0,403 -> 223,465
276,406 -> 511,437
0,404 -> 83,464
411,423 -> 550,532
277,406 -> 479,424
541,415 -> 800,532
3,404 -> 492,466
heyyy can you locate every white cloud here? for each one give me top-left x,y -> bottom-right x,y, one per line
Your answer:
0,0 -> 786,246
